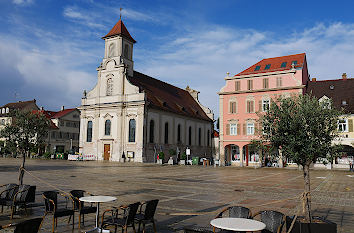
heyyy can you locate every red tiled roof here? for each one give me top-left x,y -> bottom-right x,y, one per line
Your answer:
51,109 -> 76,119
1,99 -> 39,110
306,78 -> 354,113
102,19 -> 136,43
32,110 -> 59,129
128,71 -> 212,122
235,53 -> 306,77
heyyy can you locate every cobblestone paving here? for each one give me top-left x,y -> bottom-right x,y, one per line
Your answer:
0,158 -> 354,232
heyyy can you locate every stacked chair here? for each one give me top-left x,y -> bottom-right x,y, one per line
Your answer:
0,183 -> 36,219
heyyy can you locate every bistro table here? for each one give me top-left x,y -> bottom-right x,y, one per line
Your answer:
210,217 -> 266,232
79,195 -> 117,233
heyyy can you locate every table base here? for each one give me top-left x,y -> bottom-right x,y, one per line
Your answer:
85,227 -> 110,233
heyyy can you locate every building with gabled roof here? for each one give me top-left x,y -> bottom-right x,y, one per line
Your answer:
307,74 -> 354,166
79,19 -> 214,163
218,53 -> 309,167
40,107 -> 81,154
0,99 -> 39,130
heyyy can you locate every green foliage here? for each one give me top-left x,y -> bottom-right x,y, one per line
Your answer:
42,151 -> 51,159
158,151 -> 165,160
168,149 -> 176,156
181,152 -> 187,160
0,110 -> 51,156
259,94 -> 341,221
259,94 -> 341,166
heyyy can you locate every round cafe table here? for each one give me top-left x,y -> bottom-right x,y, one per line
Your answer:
79,196 -> 117,233
210,217 -> 266,232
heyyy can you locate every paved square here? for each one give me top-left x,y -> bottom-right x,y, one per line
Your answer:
0,158 -> 354,232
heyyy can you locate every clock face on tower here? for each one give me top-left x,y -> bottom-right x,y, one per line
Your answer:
108,43 -> 115,58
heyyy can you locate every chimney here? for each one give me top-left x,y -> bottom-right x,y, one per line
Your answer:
40,106 -> 44,110
342,73 -> 347,80
311,78 -> 316,82
61,106 -> 65,111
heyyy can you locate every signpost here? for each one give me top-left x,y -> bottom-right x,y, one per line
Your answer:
186,147 -> 190,165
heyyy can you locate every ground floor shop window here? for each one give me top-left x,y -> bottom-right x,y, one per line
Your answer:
231,145 -> 240,161
248,150 -> 259,162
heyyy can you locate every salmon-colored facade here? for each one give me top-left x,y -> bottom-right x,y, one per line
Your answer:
218,53 -> 309,166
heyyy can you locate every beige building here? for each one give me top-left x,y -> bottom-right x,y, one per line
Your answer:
0,99 -> 39,130
307,74 -> 354,169
79,19 -> 214,162
44,107 -> 80,153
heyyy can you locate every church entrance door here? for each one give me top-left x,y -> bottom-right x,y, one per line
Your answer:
104,144 -> 110,161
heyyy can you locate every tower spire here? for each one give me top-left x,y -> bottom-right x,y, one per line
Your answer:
120,7 -> 123,20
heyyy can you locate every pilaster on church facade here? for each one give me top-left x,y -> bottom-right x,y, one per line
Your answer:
79,19 -> 214,163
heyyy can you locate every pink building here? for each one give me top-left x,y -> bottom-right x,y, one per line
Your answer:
218,53 -> 309,166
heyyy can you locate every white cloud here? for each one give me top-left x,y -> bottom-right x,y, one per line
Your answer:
12,0 -> 33,5
0,33 -> 97,109
63,6 -> 105,29
121,8 -> 155,22
136,23 -> 354,117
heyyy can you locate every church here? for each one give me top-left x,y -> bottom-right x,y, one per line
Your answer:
78,19 -> 214,163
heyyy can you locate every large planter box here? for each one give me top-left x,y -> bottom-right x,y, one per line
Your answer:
156,159 -> 163,164
286,216 -> 337,233
179,160 -> 186,165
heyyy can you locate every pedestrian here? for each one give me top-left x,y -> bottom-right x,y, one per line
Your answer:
350,161 -> 353,172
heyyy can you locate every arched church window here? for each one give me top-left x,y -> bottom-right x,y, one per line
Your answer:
124,44 -> 130,59
128,119 -> 136,142
108,43 -> 115,58
87,121 -> 93,142
198,128 -> 201,146
164,122 -> 169,144
106,78 -> 113,96
188,126 -> 192,145
149,120 -> 154,143
207,130 -> 210,146
105,119 -> 111,136
177,124 -> 181,143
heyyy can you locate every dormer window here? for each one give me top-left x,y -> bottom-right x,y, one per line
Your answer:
329,85 -> 334,90
342,100 -> 347,106
1,108 -> 5,114
264,64 -> 271,70
281,62 -> 287,68
291,61 -> 297,65
254,66 -> 261,71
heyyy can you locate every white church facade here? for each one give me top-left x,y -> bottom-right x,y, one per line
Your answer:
78,19 -> 214,163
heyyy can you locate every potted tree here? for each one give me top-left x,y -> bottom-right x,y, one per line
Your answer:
259,94 -> 340,233
157,151 -> 164,164
168,149 -> 176,165
179,152 -> 187,165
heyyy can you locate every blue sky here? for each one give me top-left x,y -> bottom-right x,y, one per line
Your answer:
1,0 -> 354,117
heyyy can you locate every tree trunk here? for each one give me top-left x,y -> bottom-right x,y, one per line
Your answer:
18,149 -> 28,185
303,163 -> 312,222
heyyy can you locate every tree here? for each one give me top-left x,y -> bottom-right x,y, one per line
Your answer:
259,94 -> 341,222
0,110 -> 51,184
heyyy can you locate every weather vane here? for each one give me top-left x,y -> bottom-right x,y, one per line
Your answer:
120,7 -> 123,19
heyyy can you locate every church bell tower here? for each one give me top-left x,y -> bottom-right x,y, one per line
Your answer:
102,19 -> 136,76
